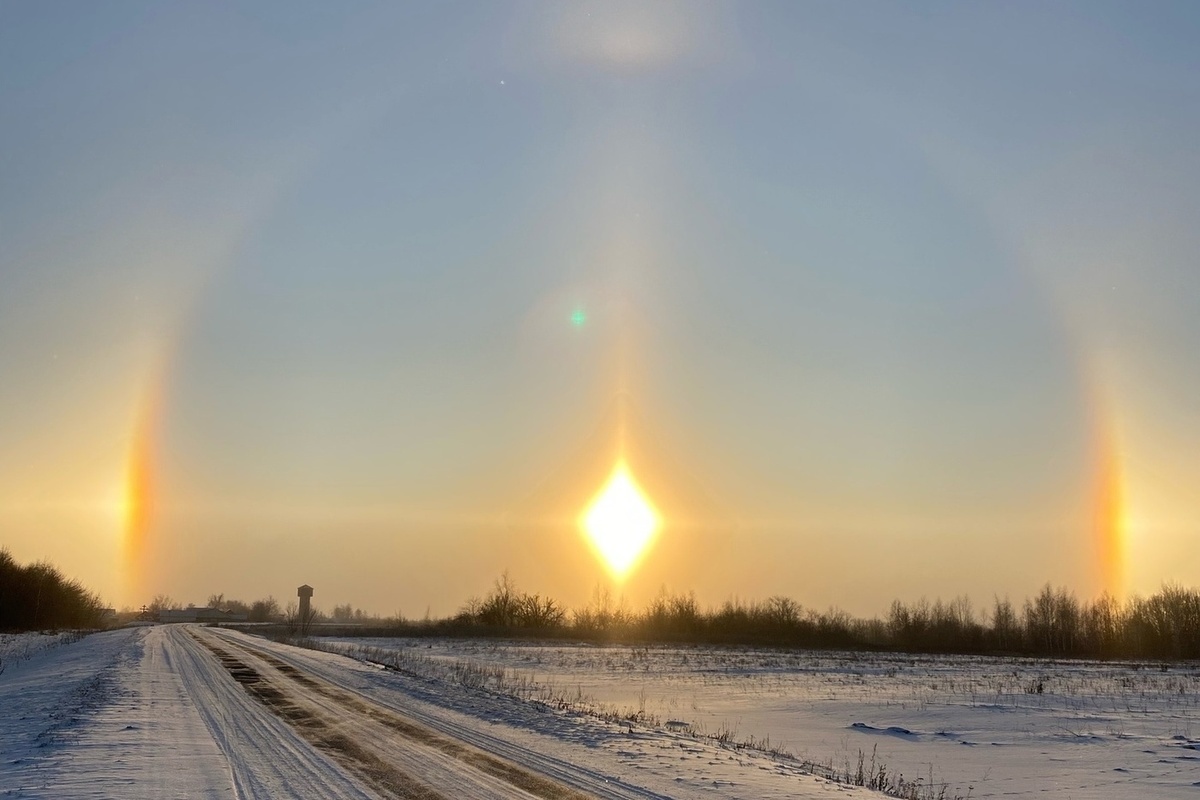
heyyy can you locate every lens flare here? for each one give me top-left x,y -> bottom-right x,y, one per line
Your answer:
580,462 -> 659,579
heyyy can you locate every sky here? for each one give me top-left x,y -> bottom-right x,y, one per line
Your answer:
2,1 -> 1198,616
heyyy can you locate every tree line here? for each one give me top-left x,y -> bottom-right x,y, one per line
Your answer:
305,574 -> 1200,661
8,544 -> 1194,662
0,548 -> 104,631
145,592 -> 283,623
883,585 -> 1200,660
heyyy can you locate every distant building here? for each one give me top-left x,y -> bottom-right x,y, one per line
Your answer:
298,584 -> 314,620
158,607 -> 248,624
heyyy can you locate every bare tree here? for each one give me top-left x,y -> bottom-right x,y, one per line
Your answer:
249,596 -> 280,622
148,594 -> 181,613
284,600 -> 317,637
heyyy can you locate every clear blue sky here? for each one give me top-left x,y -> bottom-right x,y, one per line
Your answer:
2,2 -> 1198,613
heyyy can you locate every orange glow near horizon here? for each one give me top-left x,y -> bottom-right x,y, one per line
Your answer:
580,461 -> 660,579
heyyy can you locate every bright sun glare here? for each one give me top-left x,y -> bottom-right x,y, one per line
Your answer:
580,462 -> 660,579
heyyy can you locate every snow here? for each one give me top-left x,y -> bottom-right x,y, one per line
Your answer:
0,627 -> 371,799
317,637 -> 1200,799
0,626 -> 888,798
0,631 -> 88,672
202,628 -> 874,799
9,626 -> 1193,798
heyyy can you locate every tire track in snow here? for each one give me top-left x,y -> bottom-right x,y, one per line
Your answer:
206,629 -> 670,800
194,635 -> 444,800
166,625 -> 381,800
195,631 -> 598,800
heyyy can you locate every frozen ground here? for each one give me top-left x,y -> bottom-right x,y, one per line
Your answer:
321,637 -> 1200,799
0,627 -> 883,799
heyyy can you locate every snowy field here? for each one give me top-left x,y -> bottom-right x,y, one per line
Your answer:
0,626 -> 885,799
0,631 -> 87,672
321,637 -> 1200,799
4,627 -> 1198,798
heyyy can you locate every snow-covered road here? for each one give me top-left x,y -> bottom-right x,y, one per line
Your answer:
0,627 -> 879,799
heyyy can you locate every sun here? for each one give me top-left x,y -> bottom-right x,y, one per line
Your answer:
580,462 -> 660,579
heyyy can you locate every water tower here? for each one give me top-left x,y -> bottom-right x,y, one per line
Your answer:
297,584 -> 313,620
